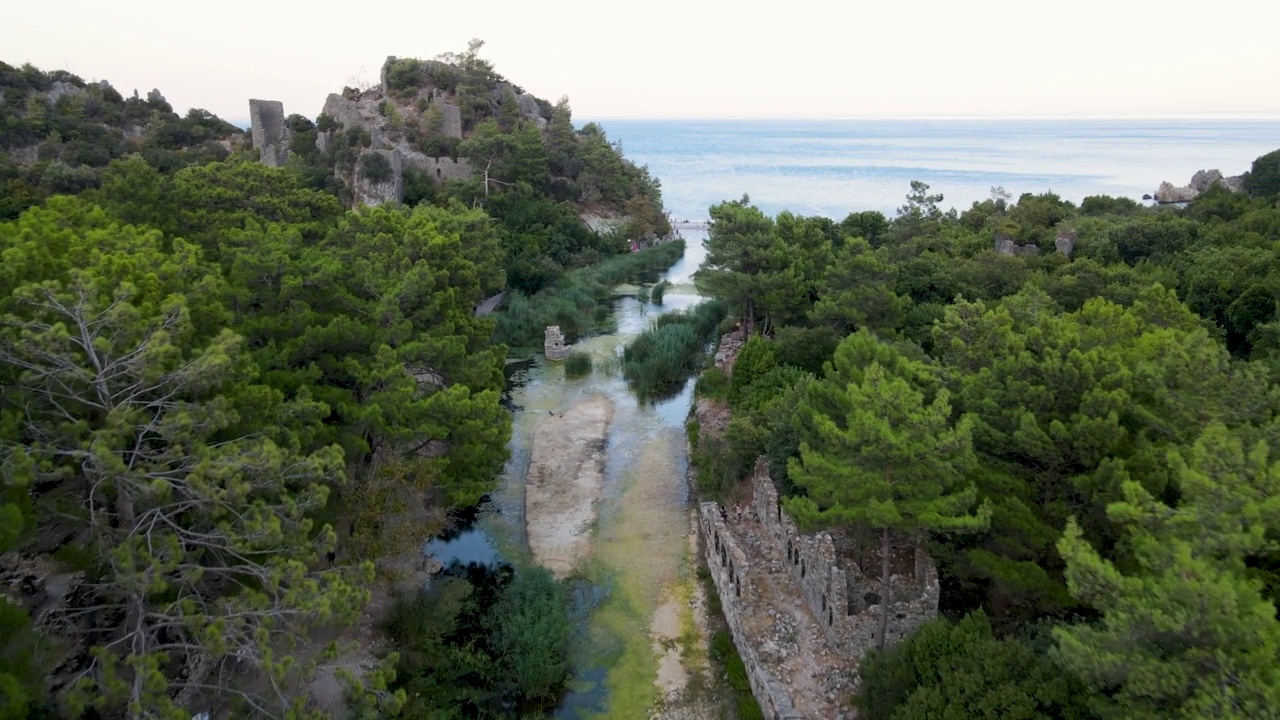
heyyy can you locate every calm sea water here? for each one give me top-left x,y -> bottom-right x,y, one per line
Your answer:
593,119 -> 1280,220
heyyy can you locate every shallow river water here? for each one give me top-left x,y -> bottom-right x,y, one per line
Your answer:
427,233 -> 710,718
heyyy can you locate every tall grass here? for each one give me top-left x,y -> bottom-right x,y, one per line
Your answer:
493,241 -> 685,356
622,300 -> 727,401
650,280 -> 671,305
564,351 -> 593,378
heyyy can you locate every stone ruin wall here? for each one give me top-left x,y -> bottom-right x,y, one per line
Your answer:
698,457 -> 940,715
699,504 -> 805,720
749,458 -> 940,656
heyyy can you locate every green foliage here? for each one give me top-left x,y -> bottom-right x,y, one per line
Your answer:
358,150 -> 393,184
492,240 -> 685,355
387,566 -> 573,718
1054,423 -> 1280,719
1,241 -> 367,717
564,350 -> 593,378
772,325 -> 841,375
697,198 -> 831,334
0,63 -> 241,218
1245,148 -> 1280,197
857,612 -> 1097,720
623,301 -> 727,401
709,630 -> 765,720
486,567 -> 573,702
786,330 -> 990,645
649,279 -> 670,304
729,335 -> 776,404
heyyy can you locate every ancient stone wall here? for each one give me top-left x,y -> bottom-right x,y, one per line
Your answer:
544,326 -> 569,360
248,99 -> 290,167
698,504 -> 805,720
747,459 -> 939,659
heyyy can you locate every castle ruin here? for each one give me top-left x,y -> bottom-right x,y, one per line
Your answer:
698,458 -> 940,719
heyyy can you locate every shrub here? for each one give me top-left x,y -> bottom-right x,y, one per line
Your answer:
773,325 -> 839,375
857,612 -> 1096,720
358,151 -> 393,184
486,566 -> 572,702
729,335 -> 776,406
492,240 -> 686,355
623,301 -> 727,401
709,629 -> 765,720
564,351 -> 592,378
650,280 -> 671,304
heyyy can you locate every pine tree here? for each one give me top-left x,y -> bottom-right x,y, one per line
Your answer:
785,330 -> 990,647
1,244 -> 371,717
1054,423 -> 1280,719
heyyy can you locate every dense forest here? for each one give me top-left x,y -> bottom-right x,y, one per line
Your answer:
687,153 -> 1280,719
4,37 -> 1280,720
0,46 -> 679,720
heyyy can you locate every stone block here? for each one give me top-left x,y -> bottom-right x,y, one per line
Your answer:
545,326 -> 570,360
248,99 -> 290,167
438,102 -> 462,138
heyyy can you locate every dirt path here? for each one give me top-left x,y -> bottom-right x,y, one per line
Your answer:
525,394 -> 614,578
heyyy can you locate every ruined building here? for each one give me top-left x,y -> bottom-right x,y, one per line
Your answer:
698,458 -> 940,719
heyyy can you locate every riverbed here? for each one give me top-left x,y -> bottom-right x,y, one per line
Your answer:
427,232 -> 718,718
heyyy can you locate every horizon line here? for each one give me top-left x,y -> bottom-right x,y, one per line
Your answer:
581,114 -> 1280,122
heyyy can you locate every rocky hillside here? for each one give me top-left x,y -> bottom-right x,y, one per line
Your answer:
249,42 -> 669,242
0,62 -> 243,219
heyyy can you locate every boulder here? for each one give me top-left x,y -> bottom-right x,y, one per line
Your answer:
248,99 -> 290,167
1222,174 -> 1248,193
1154,181 -> 1198,204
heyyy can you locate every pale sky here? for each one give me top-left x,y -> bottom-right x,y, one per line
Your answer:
3,0 -> 1278,122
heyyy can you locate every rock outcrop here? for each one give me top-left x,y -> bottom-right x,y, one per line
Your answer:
1054,232 -> 1076,257
354,148 -> 402,207
248,99 -> 290,167
1155,168 -> 1247,203
1155,180 -> 1199,204
994,235 -> 1039,257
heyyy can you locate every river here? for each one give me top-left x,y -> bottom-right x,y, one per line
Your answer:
427,232 -> 713,718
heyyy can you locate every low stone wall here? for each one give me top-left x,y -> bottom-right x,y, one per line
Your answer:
698,504 -> 805,720
749,459 -> 939,658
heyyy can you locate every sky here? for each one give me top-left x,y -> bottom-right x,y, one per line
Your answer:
3,0 -> 1278,123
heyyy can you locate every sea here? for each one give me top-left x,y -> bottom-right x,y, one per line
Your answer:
591,118 -> 1280,221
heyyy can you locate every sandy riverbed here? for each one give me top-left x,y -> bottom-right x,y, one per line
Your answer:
525,394 -> 614,578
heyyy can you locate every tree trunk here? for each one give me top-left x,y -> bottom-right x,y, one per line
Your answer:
878,525 -> 890,649
745,296 -> 756,335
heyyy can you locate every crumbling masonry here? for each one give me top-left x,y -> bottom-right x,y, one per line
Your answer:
698,458 -> 940,718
